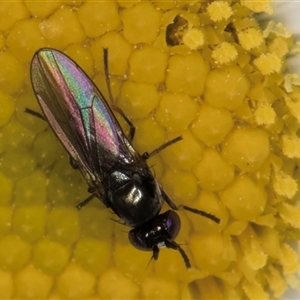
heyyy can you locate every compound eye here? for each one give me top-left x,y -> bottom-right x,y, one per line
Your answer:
128,229 -> 151,251
128,211 -> 181,251
164,210 -> 181,240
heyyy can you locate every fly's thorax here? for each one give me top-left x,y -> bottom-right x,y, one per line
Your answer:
107,168 -> 163,226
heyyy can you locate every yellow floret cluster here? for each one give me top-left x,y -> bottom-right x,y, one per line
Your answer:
0,0 -> 300,299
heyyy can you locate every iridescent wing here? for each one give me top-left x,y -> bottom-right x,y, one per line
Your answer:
30,49 -> 140,186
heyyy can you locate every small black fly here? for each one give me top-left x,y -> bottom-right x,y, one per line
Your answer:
28,48 -> 220,268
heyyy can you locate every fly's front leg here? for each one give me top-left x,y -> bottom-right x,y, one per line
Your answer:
160,188 -> 221,224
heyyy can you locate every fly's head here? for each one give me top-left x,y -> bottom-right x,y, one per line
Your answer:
128,210 -> 191,268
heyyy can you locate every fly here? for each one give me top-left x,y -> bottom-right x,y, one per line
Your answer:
29,48 -> 220,268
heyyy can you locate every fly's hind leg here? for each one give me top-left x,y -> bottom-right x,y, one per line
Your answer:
111,105 -> 135,141
161,188 -> 221,224
24,108 -> 95,210
103,48 -> 135,141
69,156 -> 80,169
103,48 -> 181,148
24,107 -> 46,121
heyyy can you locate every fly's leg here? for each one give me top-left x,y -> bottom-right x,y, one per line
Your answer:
103,48 -> 135,141
76,194 -> 95,210
161,188 -> 220,224
24,112 -> 81,172
149,232 -> 191,269
24,108 -> 46,121
26,108 -> 97,210
142,136 -> 183,160
104,48 -> 182,144
165,240 -> 191,268
111,105 -> 135,141
69,156 -> 80,169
